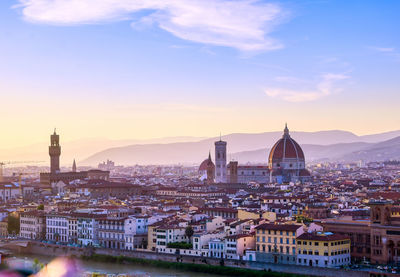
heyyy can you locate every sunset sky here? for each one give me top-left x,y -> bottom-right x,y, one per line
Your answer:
1,0 -> 399,147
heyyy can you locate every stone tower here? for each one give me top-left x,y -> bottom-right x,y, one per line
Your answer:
228,161 -> 238,183
49,129 -> 61,174
72,159 -> 77,172
215,138 -> 227,183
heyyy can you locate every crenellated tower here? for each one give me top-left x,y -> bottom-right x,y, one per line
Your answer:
49,129 -> 61,174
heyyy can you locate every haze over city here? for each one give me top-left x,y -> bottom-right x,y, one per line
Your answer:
1,1 -> 400,277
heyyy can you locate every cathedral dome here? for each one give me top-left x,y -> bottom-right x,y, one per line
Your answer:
268,124 -> 305,165
199,153 -> 215,172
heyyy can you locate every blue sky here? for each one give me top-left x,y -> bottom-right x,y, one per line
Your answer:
0,0 -> 399,146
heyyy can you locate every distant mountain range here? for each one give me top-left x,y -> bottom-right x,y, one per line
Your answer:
80,130 -> 400,165
0,136 -> 206,166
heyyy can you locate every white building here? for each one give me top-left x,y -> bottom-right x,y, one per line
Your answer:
155,224 -> 189,253
98,217 -> 125,249
208,238 -> 225,258
77,214 -> 100,246
225,234 -> 256,260
192,231 -> 225,256
46,213 -> 69,243
0,183 -> 20,201
20,211 -> 46,240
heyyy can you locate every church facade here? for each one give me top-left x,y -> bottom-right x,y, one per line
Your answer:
268,124 -> 311,184
199,124 -> 311,184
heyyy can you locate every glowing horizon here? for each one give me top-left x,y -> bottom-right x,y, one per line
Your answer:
0,0 -> 399,148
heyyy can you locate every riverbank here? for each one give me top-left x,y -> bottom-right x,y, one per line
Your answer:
81,253 -> 307,277
2,241 -> 369,277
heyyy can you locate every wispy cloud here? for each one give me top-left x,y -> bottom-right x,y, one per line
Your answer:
265,73 -> 349,102
369,46 -> 395,53
14,0 -> 287,52
368,46 -> 400,61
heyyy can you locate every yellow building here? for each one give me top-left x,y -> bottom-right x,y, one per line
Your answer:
255,223 -> 300,264
0,218 -> 8,238
296,232 -> 350,268
147,224 -> 159,251
238,209 -> 276,222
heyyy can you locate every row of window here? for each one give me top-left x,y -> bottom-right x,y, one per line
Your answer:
257,236 -> 296,244
298,240 -> 349,246
257,230 -> 296,236
298,257 -> 350,265
257,244 -> 296,255
298,249 -> 350,256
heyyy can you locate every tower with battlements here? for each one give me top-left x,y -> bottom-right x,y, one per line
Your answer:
49,129 -> 61,174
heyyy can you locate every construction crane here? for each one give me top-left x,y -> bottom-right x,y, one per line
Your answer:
0,161 -> 44,182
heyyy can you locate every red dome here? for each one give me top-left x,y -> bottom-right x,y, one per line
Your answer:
268,125 -> 305,164
199,154 -> 215,171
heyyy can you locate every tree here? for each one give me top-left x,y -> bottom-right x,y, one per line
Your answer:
185,226 -> 194,241
37,204 -> 44,210
7,213 -> 20,236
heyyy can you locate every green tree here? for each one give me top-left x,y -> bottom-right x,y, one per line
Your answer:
7,213 -> 20,236
185,226 -> 194,241
37,204 -> 44,210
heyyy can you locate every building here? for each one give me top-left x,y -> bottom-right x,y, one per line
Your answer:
155,224 -> 189,253
215,139 -> 227,183
231,165 -> 269,184
49,129 -> 61,174
40,130 -> 110,186
98,160 -> 115,171
192,231 -> 225,256
46,213 -> 69,243
98,217 -> 126,249
0,183 -> 20,201
77,214 -> 101,246
198,152 -> 215,184
201,207 -> 238,219
255,223 -> 300,264
20,211 -> 46,240
296,232 -> 351,268
68,217 -> 78,244
208,238 -> 225,258
0,218 -> 8,238
227,161 -> 238,183
321,200 -> 400,264
268,124 -> 311,184
225,233 -> 256,260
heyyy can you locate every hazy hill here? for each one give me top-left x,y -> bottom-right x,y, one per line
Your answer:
340,136 -> 400,162
0,136 -> 206,166
230,142 -> 372,164
81,131 -> 400,165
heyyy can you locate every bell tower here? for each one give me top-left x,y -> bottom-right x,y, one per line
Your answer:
49,129 -> 61,174
215,136 -> 227,183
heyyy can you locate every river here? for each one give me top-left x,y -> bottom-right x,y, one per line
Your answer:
4,253 -> 222,277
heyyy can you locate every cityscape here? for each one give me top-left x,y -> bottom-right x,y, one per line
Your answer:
1,0 -> 400,277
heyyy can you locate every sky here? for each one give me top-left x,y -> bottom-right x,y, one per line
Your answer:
0,0 -> 399,148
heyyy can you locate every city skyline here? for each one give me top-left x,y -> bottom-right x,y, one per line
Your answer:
1,0 -> 399,147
